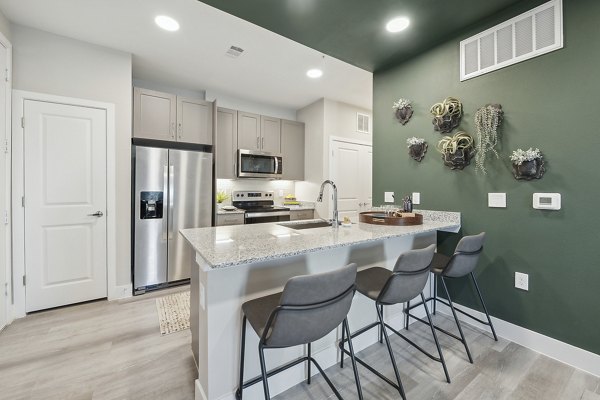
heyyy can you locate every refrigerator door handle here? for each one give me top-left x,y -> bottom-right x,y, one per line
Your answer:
162,164 -> 169,241
168,165 -> 175,240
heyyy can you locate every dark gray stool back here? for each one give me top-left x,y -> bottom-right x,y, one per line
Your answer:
442,232 -> 486,278
378,244 -> 436,305
265,263 -> 357,348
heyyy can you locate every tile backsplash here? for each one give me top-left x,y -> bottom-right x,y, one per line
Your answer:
216,179 -> 296,205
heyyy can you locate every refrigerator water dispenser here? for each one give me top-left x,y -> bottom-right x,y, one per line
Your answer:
140,191 -> 163,219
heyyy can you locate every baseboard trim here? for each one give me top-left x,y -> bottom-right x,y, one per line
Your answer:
436,302 -> 600,378
109,283 -> 132,301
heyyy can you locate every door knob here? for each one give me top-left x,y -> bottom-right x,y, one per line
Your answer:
88,211 -> 104,217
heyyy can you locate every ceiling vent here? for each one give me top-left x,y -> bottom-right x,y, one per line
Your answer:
357,113 -> 370,134
460,0 -> 562,81
225,46 -> 245,58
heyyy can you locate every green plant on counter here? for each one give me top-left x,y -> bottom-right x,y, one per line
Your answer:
216,190 -> 229,204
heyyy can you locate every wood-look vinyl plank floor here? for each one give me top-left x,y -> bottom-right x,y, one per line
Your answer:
1,288 -> 598,400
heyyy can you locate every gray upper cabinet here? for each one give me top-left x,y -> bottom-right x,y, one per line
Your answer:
237,112 -> 281,154
176,97 -> 213,145
237,111 -> 261,150
281,120 -> 305,180
133,88 -> 176,141
216,107 -> 238,179
133,87 -> 212,145
260,116 -> 281,154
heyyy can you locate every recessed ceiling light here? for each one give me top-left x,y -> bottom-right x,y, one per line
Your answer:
386,17 -> 410,33
155,15 -> 180,32
306,69 -> 323,78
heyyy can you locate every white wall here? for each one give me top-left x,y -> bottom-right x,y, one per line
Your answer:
132,78 -> 205,100
0,9 -> 11,41
11,24 -> 133,286
206,89 -> 296,121
296,98 -> 372,219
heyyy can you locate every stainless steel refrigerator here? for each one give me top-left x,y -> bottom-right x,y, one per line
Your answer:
132,140 -> 213,294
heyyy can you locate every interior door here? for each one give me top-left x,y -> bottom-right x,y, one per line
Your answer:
24,100 -> 107,312
0,42 -> 7,329
331,140 -> 373,223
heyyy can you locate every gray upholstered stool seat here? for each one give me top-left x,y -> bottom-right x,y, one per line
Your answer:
339,245 -> 450,400
355,267 -> 392,300
236,264 -> 363,400
405,232 -> 498,364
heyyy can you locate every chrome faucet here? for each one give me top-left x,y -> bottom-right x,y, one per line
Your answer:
317,180 -> 339,228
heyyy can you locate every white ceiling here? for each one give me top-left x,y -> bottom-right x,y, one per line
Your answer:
0,0 -> 373,111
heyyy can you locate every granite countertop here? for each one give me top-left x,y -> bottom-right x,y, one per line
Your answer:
181,210 -> 460,270
216,207 -> 245,215
286,205 -> 315,211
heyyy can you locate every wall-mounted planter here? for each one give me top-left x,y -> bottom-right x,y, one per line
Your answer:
392,98 -> 413,125
512,158 -> 545,180
442,148 -> 474,170
430,97 -> 463,133
437,131 -> 474,170
408,143 -> 427,161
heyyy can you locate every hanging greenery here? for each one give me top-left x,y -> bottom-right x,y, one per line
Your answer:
430,97 -> 463,133
474,104 -> 504,174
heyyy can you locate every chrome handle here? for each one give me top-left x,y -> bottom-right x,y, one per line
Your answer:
261,137 -> 265,149
170,122 -> 175,138
168,165 -> 174,240
256,136 -> 260,149
88,211 -> 103,217
274,157 -> 279,175
177,123 -> 182,139
162,165 -> 168,240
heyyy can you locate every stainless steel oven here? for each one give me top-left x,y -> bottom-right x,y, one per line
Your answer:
232,190 -> 290,224
237,149 -> 283,179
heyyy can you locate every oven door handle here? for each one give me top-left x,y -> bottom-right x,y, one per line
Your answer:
245,211 -> 291,218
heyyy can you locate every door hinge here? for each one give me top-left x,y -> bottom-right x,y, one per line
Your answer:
21,196 -> 25,207
22,275 -> 26,286
4,68 -> 8,82
3,210 -> 7,225
4,282 -> 8,296
3,138 -> 7,154
21,117 -> 25,128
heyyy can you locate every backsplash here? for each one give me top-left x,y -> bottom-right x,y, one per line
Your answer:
216,179 -> 296,206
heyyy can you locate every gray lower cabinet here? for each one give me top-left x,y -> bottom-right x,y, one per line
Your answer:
281,120 -> 305,180
216,213 -> 245,226
289,209 -> 314,221
133,87 -> 213,145
216,107 -> 238,179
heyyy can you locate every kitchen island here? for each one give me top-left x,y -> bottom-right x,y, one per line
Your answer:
181,210 -> 460,400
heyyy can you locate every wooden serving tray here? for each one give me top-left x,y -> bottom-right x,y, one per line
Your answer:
359,212 -> 423,226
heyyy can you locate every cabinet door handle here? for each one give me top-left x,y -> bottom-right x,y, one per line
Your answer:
256,136 -> 260,149
178,123 -> 182,139
262,137 -> 264,149
170,122 -> 175,138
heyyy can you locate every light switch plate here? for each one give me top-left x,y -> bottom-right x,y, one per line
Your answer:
412,192 -> 421,205
515,272 -> 529,291
488,193 -> 507,208
384,192 -> 395,203
278,189 -> 284,197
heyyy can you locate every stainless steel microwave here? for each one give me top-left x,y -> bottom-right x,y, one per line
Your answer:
237,149 -> 283,178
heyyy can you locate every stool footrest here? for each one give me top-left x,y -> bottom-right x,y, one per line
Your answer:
339,346 -> 404,396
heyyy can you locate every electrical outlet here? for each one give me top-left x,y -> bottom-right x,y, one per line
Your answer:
278,189 -> 284,197
515,272 -> 529,291
384,192 -> 395,203
412,192 -> 421,205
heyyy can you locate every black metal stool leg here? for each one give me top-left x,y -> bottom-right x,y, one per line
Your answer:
421,292 -> 451,383
236,316 -> 247,400
340,321 -> 346,368
433,274 -> 438,315
378,304 -> 384,343
405,300 -> 410,330
258,345 -> 271,399
470,272 -> 498,341
343,318 -> 364,400
307,343 -> 312,384
440,277 -> 473,363
377,303 -> 407,400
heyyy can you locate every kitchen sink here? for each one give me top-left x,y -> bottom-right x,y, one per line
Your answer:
278,220 -> 333,230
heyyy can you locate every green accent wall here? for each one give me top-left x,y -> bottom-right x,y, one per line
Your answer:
373,0 -> 600,354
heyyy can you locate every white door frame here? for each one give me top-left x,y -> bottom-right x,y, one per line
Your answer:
328,136 -> 372,217
0,31 -> 11,326
11,90 -> 117,318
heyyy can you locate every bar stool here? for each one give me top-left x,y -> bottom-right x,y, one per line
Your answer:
236,263 -> 363,400
339,244 -> 450,400
405,232 -> 497,364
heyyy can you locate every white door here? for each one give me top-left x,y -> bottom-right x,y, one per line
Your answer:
24,100 -> 107,312
331,140 -> 372,223
0,41 -> 8,329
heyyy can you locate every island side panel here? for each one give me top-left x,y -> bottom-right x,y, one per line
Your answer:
195,231 -> 436,400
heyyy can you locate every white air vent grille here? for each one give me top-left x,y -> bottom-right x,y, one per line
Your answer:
460,0 -> 563,81
357,113 -> 370,134
225,45 -> 245,58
